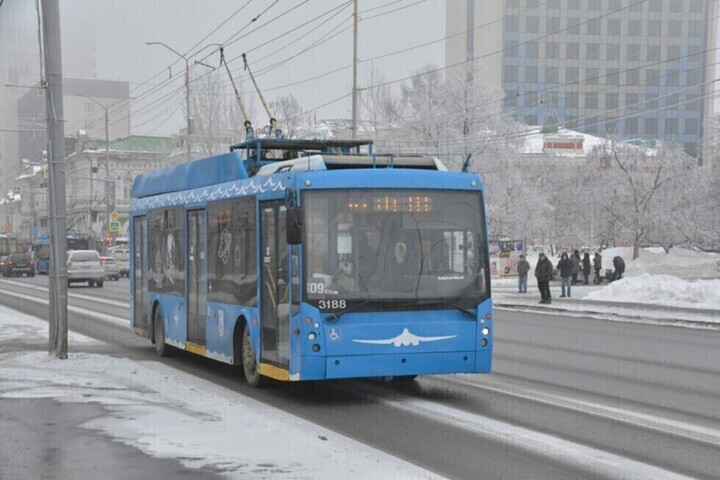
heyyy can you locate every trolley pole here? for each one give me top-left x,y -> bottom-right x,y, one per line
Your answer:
351,0 -> 359,139
41,0 -> 69,358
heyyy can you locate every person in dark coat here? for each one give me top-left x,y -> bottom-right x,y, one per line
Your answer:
556,252 -> 573,298
612,256 -> 625,282
593,252 -> 603,284
582,252 -> 591,284
570,250 -> 581,285
534,253 -> 553,304
516,254 -> 530,293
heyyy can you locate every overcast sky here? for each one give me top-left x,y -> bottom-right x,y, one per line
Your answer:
55,0 -> 445,136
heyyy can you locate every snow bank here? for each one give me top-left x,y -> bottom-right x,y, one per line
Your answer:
583,274 -> 720,310
0,306 -> 442,479
600,247 -> 720,280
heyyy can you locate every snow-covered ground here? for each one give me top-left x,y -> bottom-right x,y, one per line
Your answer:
493,247 -> 720,322
0,306 -> 442,479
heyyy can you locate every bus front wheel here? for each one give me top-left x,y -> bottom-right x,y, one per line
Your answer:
242,324 -> 265,388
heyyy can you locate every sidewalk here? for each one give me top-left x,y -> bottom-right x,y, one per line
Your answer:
492,277 -> 720,327
0,305 -> 442,480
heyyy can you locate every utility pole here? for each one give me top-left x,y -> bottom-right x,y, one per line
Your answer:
351,0 -> 359,139
41,0 -> 68,358
79,95 -> 112,243
146,42 -> 192,162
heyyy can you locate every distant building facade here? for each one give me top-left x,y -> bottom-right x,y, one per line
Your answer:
446,0 -> 718,170
11,135 -> 173,246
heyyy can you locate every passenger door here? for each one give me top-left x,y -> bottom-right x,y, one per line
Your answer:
186,209 -> 207,345
259,201 -> 290,367
133,216 -> 148,331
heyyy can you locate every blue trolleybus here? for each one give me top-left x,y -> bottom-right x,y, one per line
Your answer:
130,138 -> 492,386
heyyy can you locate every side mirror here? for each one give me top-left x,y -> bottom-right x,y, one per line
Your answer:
286,206 -> 303,245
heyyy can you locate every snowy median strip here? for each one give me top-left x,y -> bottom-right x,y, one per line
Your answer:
0,305 -> 443,479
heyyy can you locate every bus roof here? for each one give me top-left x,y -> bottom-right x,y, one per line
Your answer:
229,137 -> 373,154
132,151 -> 248,199
132,137 -> 458,200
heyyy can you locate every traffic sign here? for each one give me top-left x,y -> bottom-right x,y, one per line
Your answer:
110,210 -> 119,221
12,186 -> 21,196
109,221 -> 121,233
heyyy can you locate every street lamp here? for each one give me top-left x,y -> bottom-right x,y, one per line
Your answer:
145,42 -> 220,163
146,41 -> 192,163
77,94 -> 116,238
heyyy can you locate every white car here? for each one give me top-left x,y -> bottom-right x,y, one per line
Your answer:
101,256 -> 120,281
108,247 -> 130,277
67,250 -> 104,287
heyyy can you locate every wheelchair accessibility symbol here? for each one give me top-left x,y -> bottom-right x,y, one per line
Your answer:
329,328 -> 340,341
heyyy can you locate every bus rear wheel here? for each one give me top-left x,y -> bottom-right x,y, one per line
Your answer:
242,323 -> 265,387
153,307 -> 171,357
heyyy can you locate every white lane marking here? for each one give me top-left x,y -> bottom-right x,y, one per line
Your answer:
0,288 -> 128,328
445,376 -> 720,446
377,394 -> 693,480
0,278 -> 127,309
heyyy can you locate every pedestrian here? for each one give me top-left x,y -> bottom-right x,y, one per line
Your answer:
570,250 -> 581,285
612,255 -> 625,282
593,252 -> 603,284
516,254 -> 530,293
556,252 -> 573,298
582,252 -> 591,284
534,252 -> 553,304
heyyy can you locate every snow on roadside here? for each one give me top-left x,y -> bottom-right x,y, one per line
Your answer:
583,274 -> 720,310
0,305 -> 443,479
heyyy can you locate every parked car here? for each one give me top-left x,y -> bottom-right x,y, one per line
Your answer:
0,256 -> 7,275
2,253 -> 35,277
67,250 -> 104,287
100,256 -> 120,281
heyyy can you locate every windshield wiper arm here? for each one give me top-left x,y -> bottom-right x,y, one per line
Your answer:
396,299 -> 475,317
328,299 -> 372,321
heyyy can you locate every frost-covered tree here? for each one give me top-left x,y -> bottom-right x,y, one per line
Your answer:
589,141 -> 696,259
270,94 -> 305,139
388,64 -> 449,156
188,70 -> 245,156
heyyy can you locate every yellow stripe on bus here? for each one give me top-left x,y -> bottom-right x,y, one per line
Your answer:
185,342 -> 206,356
258,363 -> 290,381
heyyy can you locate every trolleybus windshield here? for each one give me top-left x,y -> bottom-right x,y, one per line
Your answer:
303,189 -> 488,312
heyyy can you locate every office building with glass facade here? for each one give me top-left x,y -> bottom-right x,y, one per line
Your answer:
446,0 -> 718,164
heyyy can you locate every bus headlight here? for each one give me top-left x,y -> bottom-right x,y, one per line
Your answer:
308,332 -> 317,340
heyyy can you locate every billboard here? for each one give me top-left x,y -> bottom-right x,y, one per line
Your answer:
489,240 -> 524,277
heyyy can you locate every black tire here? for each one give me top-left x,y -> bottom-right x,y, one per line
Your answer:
29,273 -> 35,277
153,306 -> 171,357
96,280 -> 104,288
88,280 -> 94,287
242,323 -> 265,387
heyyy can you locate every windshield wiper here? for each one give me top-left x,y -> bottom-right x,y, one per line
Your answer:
396,299 -> 476,317
328,299 -> 373,321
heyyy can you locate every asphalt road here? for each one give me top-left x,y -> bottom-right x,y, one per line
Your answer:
2,274 -> 720,479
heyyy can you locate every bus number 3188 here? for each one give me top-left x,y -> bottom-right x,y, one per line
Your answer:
318,299 -> 346,310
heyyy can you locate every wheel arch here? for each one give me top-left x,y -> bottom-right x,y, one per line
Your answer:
232,315 -> 248,365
